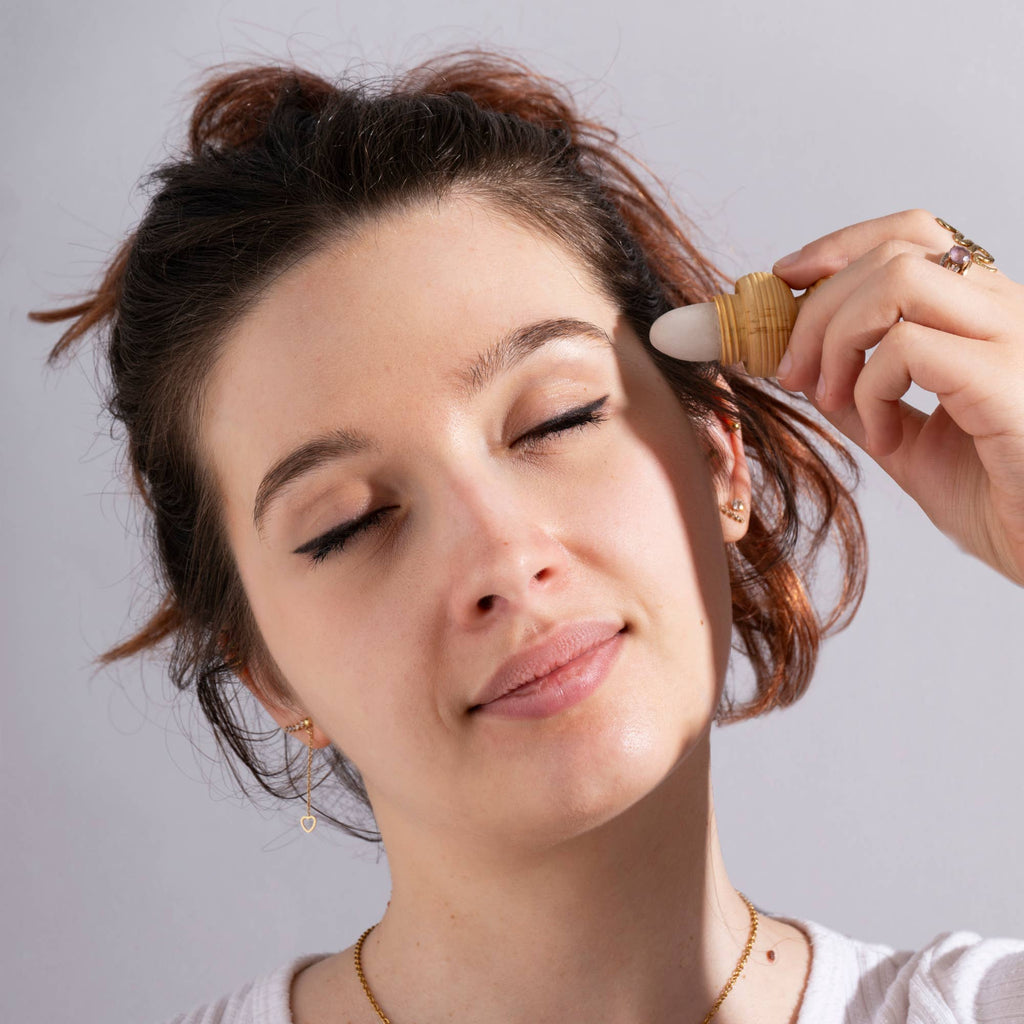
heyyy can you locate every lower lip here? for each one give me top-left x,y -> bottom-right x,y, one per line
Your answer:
473,628 -> 626,720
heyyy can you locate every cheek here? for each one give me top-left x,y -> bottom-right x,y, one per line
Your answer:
596,408 -> 719,596
237,553 -> 427,752
600,397 -> 732,683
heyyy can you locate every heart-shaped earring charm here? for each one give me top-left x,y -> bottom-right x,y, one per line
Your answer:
300,815 -> 317,833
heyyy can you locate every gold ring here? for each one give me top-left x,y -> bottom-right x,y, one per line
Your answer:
936,217 -> 998,275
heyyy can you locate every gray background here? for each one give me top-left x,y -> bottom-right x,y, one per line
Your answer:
3,1 -> 1023,1021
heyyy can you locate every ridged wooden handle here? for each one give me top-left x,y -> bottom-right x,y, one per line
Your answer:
713,272 -> 825,377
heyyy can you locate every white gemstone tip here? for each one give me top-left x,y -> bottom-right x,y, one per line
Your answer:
648,303 -> 722,361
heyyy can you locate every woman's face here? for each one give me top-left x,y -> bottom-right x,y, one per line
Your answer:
203,198 -> 749,849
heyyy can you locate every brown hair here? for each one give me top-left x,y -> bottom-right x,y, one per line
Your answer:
33,50 -> 866,841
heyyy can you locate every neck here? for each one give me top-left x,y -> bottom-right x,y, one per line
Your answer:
359,734 -> 804,1024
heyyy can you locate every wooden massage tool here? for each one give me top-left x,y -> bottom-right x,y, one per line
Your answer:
649,271 -> 826,377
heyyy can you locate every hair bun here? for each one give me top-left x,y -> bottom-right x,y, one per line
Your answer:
398,51 -> 579,138
188,64 -> 335,156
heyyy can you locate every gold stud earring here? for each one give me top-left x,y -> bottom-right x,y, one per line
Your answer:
720,499 -> 746,523
725,419 -> 742,433
284,717 -> 317,833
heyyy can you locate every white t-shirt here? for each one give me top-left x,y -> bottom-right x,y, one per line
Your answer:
163,913 -> 1024,1023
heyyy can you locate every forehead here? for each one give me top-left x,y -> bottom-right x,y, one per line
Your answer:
201,197 -> 623,510
264,197 -> 609,357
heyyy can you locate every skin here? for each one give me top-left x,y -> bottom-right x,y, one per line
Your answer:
203,196 -> 813,1023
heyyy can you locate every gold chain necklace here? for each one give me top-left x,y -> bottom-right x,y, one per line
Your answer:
354,891 -> 759,1024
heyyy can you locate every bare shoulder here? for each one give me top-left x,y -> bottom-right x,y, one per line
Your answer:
290,944 -> 373,1024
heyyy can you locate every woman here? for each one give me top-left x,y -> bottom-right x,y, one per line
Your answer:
34,51 -> 1024,1024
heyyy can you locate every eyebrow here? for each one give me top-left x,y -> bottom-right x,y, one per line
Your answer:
252,316 -> 613,534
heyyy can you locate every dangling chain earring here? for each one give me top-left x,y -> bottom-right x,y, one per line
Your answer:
719,418 -> 747,523
284,717 -> 317,833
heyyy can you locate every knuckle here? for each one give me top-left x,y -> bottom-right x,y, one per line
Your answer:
904,207 -> 936,230
874,238 -> 915,264
884,319 -> 919,349
885,249 -> 927,287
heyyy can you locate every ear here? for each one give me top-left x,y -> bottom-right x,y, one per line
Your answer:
704,385 -> 752,545
233,658 -> 333,749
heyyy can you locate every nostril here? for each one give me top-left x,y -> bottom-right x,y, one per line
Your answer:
478,594 -> 496,611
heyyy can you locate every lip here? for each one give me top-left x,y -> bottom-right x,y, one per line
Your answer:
470,619 -> 626,715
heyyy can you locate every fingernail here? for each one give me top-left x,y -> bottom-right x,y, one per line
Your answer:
815,373 -> 827,402
773,248 -> 803,271
775,351 -> 793,381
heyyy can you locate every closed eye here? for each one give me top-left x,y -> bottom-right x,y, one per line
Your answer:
512,394 -> 610,452
295,394 -> 611,566
294,504 -> 399,566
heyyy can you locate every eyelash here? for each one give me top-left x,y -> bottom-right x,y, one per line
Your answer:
295,394 -> 611,566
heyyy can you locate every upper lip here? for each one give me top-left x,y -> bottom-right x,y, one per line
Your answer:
471,619 -> 625,709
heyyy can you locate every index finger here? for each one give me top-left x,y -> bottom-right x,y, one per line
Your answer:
771,209 -> 952,288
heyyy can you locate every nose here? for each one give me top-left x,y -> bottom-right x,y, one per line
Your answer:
437,465 -> 572,629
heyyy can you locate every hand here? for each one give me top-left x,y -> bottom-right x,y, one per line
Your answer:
771,208 -> 1024,587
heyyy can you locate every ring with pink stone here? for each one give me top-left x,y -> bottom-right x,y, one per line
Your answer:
936,217 -> 998,275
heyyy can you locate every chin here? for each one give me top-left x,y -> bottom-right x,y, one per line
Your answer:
471,699 -> 707,849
